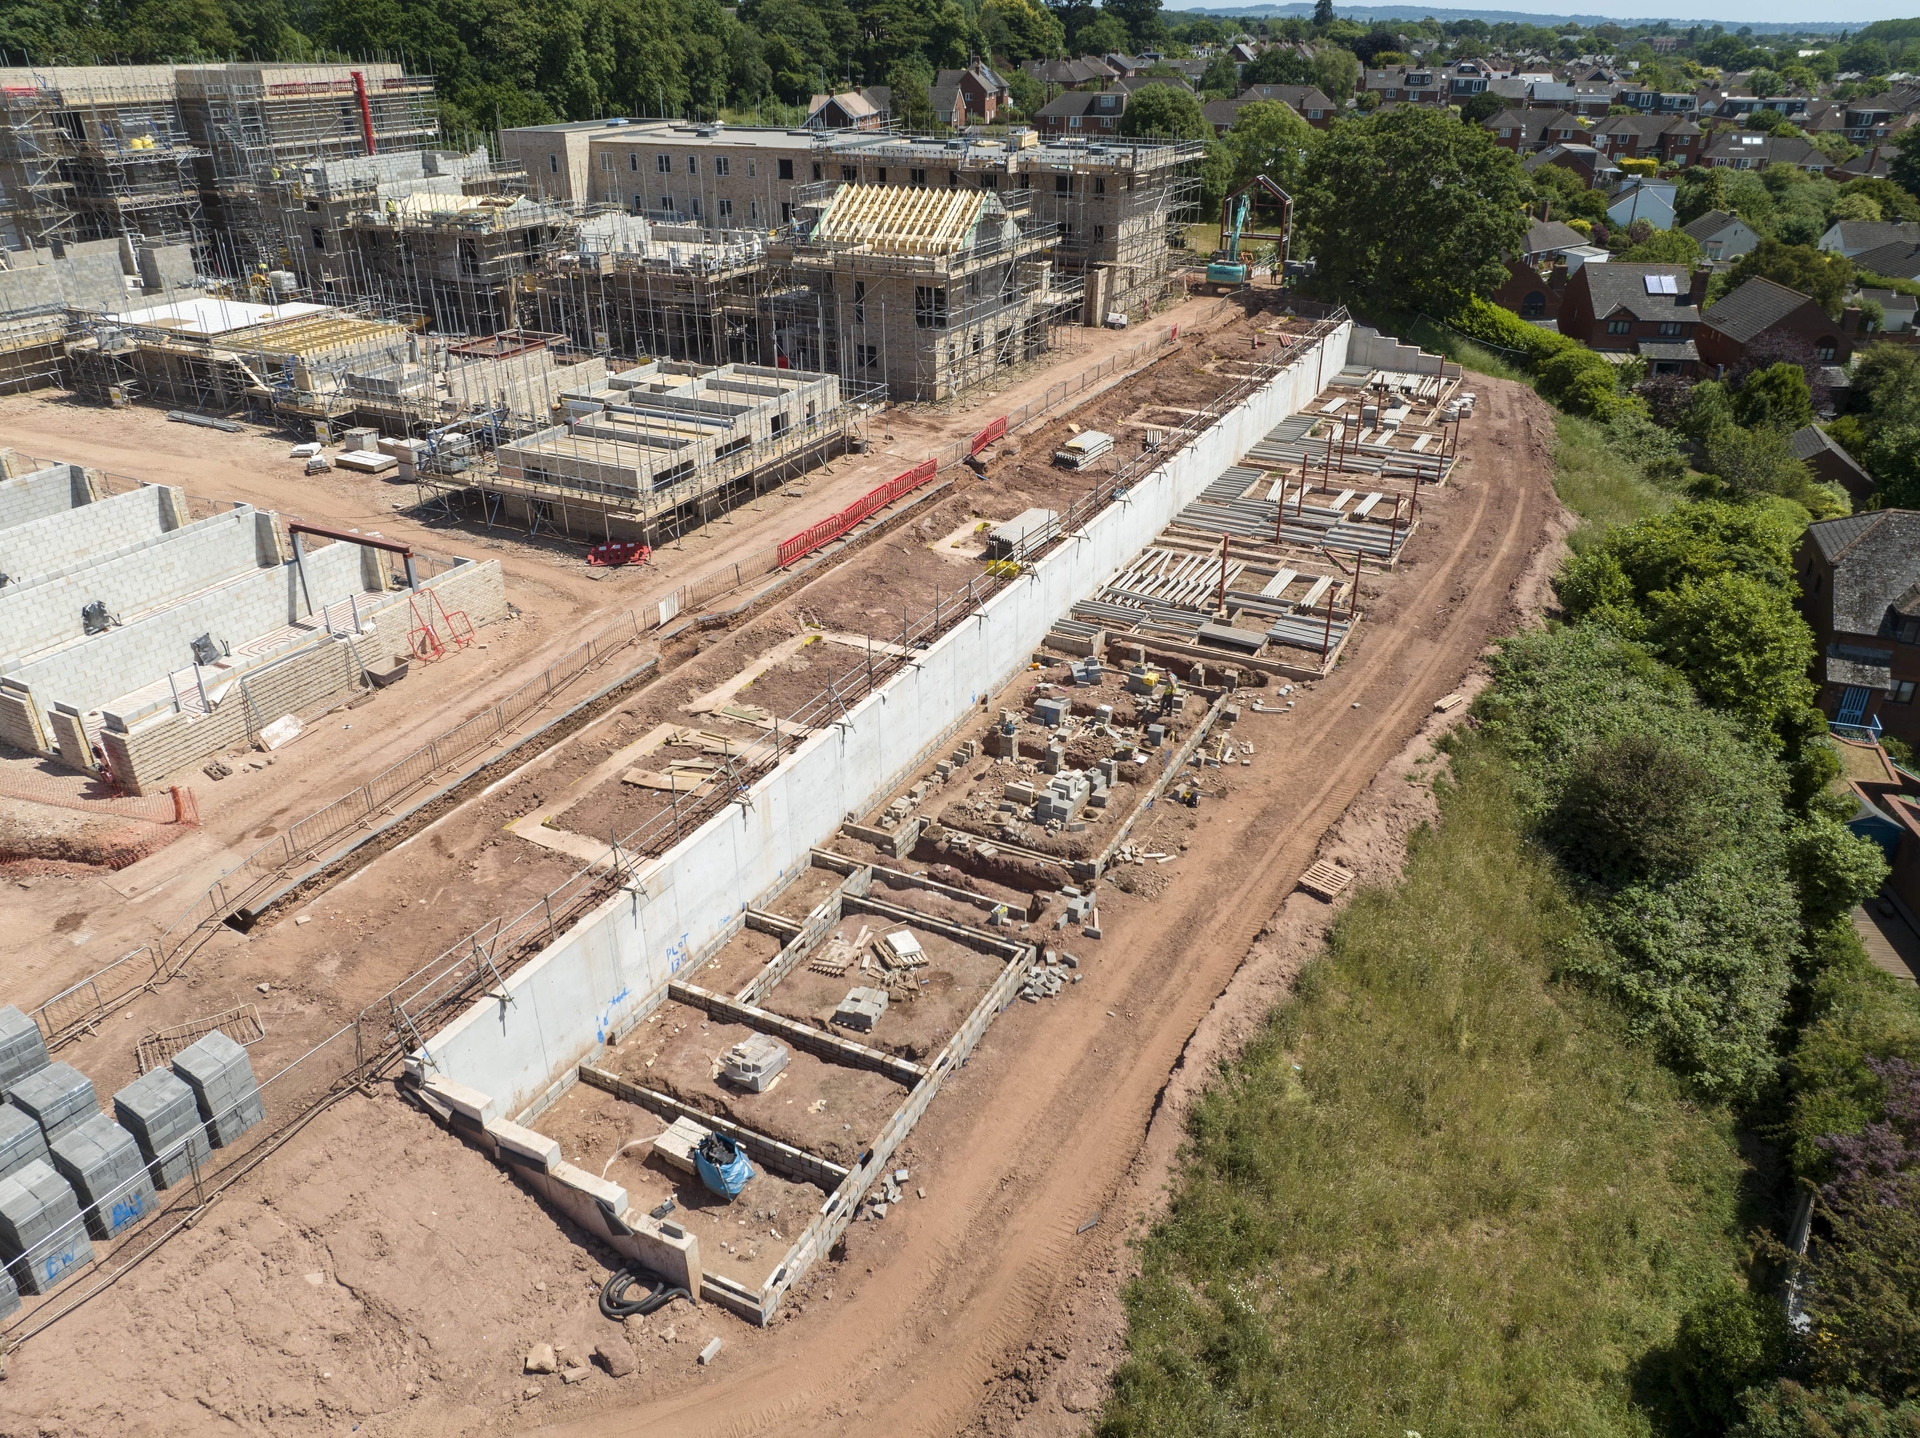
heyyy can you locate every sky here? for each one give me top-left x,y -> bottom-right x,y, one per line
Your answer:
1163,1 -> 1915,23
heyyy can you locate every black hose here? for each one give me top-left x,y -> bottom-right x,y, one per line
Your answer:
599,1263 -> 690,1321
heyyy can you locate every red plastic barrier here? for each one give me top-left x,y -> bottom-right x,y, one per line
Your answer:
776,459 -> 939,568
970,416 -> 1007,455
587,541 -> 651,567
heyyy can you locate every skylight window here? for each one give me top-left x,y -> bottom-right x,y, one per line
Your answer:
1643,274 -> 1679,295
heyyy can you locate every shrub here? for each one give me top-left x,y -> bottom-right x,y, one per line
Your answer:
1538,346 -> 1633,419
1645,572 -> 1818,734
1731,1380 -> 1920,1438
1657,1283 -> 1791,1432
1550,733 -> 1725,885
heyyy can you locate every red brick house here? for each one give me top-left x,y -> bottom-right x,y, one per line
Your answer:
1482,107 -> 1583,152
1796,511 -> 1920,745
1033,89 -> 1127,137
1588,113 -> 1703,165
1696,276 -> 1861,374
1556,262 -> 1709,373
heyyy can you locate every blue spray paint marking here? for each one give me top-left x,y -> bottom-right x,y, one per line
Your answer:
664,931 -> 691,975
111,1192 -> 147,1230
595,985 -> 633,1044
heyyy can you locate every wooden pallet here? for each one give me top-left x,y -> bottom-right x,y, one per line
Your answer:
1297,860 -> 1356,902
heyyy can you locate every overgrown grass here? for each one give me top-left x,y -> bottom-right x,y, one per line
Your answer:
1551,412 -> 1674,552
1097,745 -> 1753,1438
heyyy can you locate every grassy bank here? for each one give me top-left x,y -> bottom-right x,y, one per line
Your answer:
1097,745 -> 1753,1438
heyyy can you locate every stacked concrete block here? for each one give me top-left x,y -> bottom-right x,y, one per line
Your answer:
114,1068 -> 211,1188
0,1158 -> 93,1295
172,1031 -> 264,1148
50,1113 -> 157,1239
0,1003 -> 50,1094
8,1061 -> 97,1141
0,1249 -> 18,1320
0,1103 -> 51,1180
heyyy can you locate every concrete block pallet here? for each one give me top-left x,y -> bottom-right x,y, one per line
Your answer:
0,1002 -> 50,1092
114,1068 -> 212,1188
7,1061 -> 98,1142
0,1102 -> 51,1180
50,1113 -> 157,1238
0,1158 -> 94,1295
172,1030 -> 264,1148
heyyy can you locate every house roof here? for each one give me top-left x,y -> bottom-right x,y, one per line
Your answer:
809,91 -> 877,121
1523,219 -> 1589,255
1703,132 -> 1829,167
1581,263 -> 1701,324
1638,339 -> 1700,361
1827,220 -> 1920,251
1701,276 -> 1819,344
1851,241 -> 1920,281
1235,82 -> 1335,112
1034,90 -> 1127,120
1789,424 -> 1873,485
1860,286 -> 1920,311
1807,510 -> 1920,636
1680,209 -> 1750,242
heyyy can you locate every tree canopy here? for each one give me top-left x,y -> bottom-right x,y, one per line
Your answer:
1296,104 -> 1529,313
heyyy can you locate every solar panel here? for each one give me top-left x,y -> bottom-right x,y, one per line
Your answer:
1643,273 -> 1679,295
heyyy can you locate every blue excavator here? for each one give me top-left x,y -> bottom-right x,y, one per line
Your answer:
1205,177 -> 1293,293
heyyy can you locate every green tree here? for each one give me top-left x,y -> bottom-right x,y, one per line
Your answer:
1893,127 -> 1920,211
1676,165 -> 1731,226
1865,424 -> 1920,509
1311,0 -> 1334,26
1225,99 -> 1314,193
1619,227 -> 1703,265
1646,571 -> 1817,731
1459,89 -> 1504,125
1734,362 -> 1815,433
1116,83 -> 1209,140
1829,189 -> 1884,225
1722,239 -> 1855,319
1197,52 -> 1237,96
1101,0 -> 1163,52
1242,46 -> 1313,86
1732,1380 -> 1920,1438
1310,44 -> 1360,100
980,0 -> 1064,61
1003,66 -> 1046,118
884,56 -> 936,129
1076,9 -> 1131,55
1840,177 -> 1920,224
1704,423 -> 1821,508
1659,1284 -> 1791,1431
1295,104 -> 1528,311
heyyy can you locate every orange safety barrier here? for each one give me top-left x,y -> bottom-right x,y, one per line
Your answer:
777,459 -> 938,568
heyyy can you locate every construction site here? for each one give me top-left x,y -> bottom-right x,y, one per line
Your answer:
0,262 -> 1573,1438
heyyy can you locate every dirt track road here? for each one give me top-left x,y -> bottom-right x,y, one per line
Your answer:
519,375 -> 1561,1438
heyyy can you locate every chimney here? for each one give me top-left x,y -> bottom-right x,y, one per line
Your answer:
1842,305 -> 1862,338
1688,265 -> 1711,308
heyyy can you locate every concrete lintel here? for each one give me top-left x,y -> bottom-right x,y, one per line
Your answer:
667,981 -> 926,1087
577,1065 -> 852,1190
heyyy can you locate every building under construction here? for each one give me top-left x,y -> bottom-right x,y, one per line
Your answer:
787,182 -> 1072,400
481,357 -> 847,543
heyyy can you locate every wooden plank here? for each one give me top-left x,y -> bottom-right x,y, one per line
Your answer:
1297,860 -> 1355,902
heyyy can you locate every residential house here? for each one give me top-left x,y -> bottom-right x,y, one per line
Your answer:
1104,54 -> 1149,78
1790,425 -> 1875,505
1702,131 -> 1831,174
1363,66 -> 1445,106
1484,108 -> 1584,152
926,77 -> 970,129
1648,35 -> 1682,53
1446,59 -> 1495,98
1820,220 -> 1920,258
1521,142 -> 1621,189
1606,177 -> 1677,231
1852,240 -> 1920,282
1237,82 -> 1337,126
1114,75 -> 1194,96
1681,209 -> 1761,262
1199,91 -> 1332,137
942,65 -> 1010,122
1860,286 -> 1919,333
1556,262 -> 1708,374
1697,275 -> 1860,373
1492,218 -> 1594,322
1588,113 -> 1703,164
807,92 -> 884,131
1033,88 -> 1127,137
1795,511 -> 1920,745
1837,145 -> 1897,181
1529,80 -> 1615,116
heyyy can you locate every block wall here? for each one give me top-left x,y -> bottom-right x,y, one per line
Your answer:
420,321 -> 1353,1117
0,486 -> 188,589
0,505 -> 250,665
103,559 -> 507,792
0,465 -> 91,532
6,542 -> 369,738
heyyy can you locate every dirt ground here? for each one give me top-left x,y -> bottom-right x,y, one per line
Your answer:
0,323 -> 1563,1436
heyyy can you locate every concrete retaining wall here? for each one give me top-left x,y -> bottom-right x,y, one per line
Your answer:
0,502 -> 250,664
0,485 -> 190,589
101,559 -> 508,792
1,540 -> 366,727
0,464 -> 93,533
1347,325 -> 1461,379
419,322 -> 1352,1118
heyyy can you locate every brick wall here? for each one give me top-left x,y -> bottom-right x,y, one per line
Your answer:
0,498 -> 237,663
103,558 -> 507,793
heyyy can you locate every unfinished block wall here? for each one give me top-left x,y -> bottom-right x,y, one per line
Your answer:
0,463 -> 95,532
0,484 -> 189,586
0,504 -> 245,663
103,558 -> 507,792
1,538 -> 367,747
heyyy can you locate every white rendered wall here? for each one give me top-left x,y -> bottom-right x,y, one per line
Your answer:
422,322 -> 1352,1115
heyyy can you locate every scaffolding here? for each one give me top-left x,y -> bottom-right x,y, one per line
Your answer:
0,66 -> 207,259
174,63 -> 438,278
786,182 -> 1078,401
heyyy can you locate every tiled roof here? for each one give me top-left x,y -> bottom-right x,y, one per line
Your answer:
1681,209 -> 1745,241
1852,241 -> 1920,280
1700,276 -> 1814,344
1808,510 -> 1920,636
1581,263 -> 1701,324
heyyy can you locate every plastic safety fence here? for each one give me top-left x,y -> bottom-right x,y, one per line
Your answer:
776,458 -> 940,569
